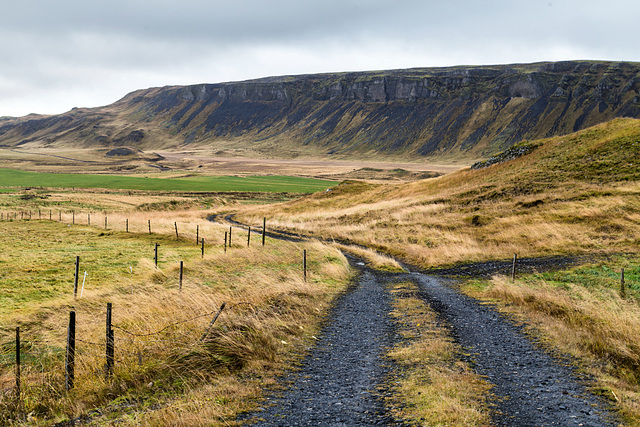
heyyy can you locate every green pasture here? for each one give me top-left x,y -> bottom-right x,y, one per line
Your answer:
0,221 -> 204,318
0,168 -> 338,193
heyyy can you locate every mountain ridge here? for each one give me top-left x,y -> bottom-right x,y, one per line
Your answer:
1,60 -> 639,160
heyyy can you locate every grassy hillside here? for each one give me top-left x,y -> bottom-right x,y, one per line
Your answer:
233,117 -> 640,422
237,117 -> 640,266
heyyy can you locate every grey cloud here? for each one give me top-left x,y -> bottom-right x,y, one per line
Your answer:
1,0 -> 639,116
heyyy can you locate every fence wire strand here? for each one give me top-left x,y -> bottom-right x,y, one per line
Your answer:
111,307 -> 222,337
0,300 -> 261,380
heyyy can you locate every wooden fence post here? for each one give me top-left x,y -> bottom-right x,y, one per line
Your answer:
200,303 -> 226,341
49,210 -> 52,220
247,226 -> 251,247
15,326 -> 20,398
105,303 -> 114,378
104,216 -> 108,230
196,225 -> 199,245
154,243 -> 159,267
73,256 -> 80,299
621,268 -> 626,298
126,219 -> 129,233
511,253 -> 518,281
65,311 -> 76,390
229,227 -> 232,247
72,211 -> 75,224
262,217 -> 266,246
59,211 -> 61,221
39,209 -> 41,219
175,222 -> 179,239
201,238 -> 205,258
88,214 -> 90,226
148,219 -> 151,234
179,261 -> 184,292
224,232 -> 227,253
303,249 -> 307,282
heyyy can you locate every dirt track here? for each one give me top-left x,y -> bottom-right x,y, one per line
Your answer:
239,259 -> 616,426
242,265 -> 405,426
223,220 -> 617,426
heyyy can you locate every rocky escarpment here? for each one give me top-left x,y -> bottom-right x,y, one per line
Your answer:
1,61 -> 639,159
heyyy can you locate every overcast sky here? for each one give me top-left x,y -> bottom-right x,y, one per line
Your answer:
1,0 -> 637,117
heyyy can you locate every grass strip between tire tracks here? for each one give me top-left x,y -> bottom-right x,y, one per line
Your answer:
386,280 -> 492,426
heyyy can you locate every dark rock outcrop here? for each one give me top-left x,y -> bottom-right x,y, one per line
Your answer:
1,61 -> 639,159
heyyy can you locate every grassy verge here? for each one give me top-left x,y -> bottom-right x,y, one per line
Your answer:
386,280 -> 492,425
463,255 -> 640,423
331,243 -> 405,272
0,216 -> 352,425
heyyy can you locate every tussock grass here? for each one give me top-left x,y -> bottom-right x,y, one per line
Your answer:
387,281 -> 492,425
463,257 -> 640,422
0,214 -> 352,425
331,243 -> 405,272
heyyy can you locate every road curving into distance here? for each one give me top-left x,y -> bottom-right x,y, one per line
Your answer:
215,217 -> 616,426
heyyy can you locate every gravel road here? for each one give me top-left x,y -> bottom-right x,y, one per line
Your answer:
242,265 -> 405,426
413,273 -> 615,426
218,217 -> 617,426
240,260 -> 616,426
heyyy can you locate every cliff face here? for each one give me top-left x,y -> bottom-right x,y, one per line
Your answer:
1,61 -> 640,159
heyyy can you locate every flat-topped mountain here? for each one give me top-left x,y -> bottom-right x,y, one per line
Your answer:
1,61 -> 639,160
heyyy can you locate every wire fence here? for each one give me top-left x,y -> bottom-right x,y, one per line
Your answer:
0,300 -> 263,397
0,211 -> 311,414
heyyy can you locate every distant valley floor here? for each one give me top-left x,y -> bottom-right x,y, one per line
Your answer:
0,147 -> 466,181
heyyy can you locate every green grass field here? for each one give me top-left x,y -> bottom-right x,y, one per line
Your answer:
0,168 -> 338,193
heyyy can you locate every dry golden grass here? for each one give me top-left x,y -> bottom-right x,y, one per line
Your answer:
0,211 -> 352,425
464,268 -> 640,423
387,281 -> 492,426
236,172 -> 640,269
331,243 -> 405,272
225,118 -> 640,424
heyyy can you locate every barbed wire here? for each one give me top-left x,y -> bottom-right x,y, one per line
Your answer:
0,300 -> 264,377
111,307 -> 221,337
226,302 -> 259,312
76,339 -> 102,347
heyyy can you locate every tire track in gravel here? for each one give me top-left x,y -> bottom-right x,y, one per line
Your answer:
242,264 -> 406,426
410,273 -> 616,426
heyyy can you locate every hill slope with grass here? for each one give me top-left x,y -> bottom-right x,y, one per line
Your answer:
231,116 -> 640,424
1,61 -> 639,161
237,117 -> 640,266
